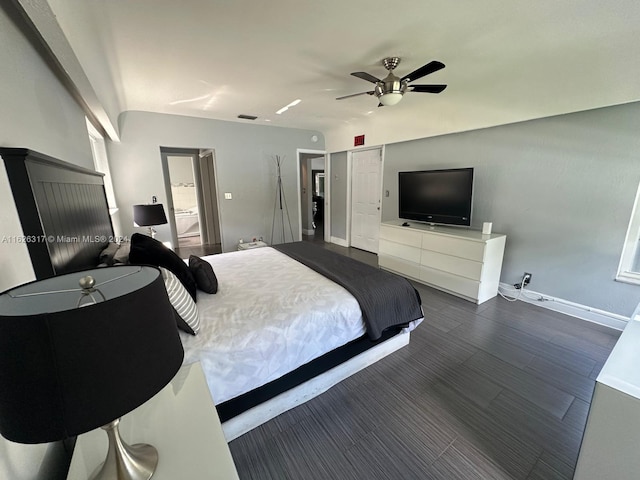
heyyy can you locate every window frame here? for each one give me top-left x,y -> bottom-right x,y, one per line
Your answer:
616,181 -> 640,285
86,119 -> 118,213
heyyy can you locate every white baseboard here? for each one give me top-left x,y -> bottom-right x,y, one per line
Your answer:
222,331 -> 410,441
302,228 -> 315,236
330,236 -> 349,247
498,282 -> 628,331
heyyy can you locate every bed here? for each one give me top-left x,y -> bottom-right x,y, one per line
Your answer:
180,245 -> 422,438
2,147 -> 424,442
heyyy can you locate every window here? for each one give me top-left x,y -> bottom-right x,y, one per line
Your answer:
617,181 -> 640,285
86,119 -> 117,213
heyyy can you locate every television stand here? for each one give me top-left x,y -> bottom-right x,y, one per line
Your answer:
378,221 -> 506,304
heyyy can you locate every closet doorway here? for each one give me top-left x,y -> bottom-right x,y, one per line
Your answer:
297,149 -> 327,243
161,147 -> 222,257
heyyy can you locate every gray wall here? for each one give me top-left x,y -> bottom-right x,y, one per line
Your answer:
381,102 -> 640,317
0,4 -> 94,480
330,151 -> 348,240
107,111 -> 324,251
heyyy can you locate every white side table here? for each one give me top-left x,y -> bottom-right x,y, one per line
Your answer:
574,317 -> 640,479
66,362 -> 239,480
237,240 -> 268,251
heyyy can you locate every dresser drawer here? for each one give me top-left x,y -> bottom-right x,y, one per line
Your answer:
421,232 -> 486,261
379,238 -> 422,263
420,250 -> 483,281
419,265 -> 481,301
379,254 -> 421,280
380,225 -> 422,248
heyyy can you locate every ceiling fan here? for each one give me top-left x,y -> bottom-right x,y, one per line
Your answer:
336,57 -> 447,106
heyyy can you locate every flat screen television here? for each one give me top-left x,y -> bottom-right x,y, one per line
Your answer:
398,167 -> 474,226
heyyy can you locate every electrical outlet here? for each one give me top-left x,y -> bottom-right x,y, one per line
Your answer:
514,272 -> 532,289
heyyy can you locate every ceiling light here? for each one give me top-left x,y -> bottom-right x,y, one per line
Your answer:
379,92 -> 403,106
276,99 -> 302,115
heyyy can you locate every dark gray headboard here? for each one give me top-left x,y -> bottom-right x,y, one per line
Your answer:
1,148 -> 114,279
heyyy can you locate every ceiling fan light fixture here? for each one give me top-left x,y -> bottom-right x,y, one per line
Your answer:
379,92 -> 403,106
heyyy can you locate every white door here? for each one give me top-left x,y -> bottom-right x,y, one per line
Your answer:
350,148 -> 382,253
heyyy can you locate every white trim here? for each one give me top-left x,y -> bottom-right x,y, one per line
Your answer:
345,151 -> 352,246
616,181 -> 640,281
296,152 -> 302,241
86,118 -> 117,211
330,236 -> 349,247
209,150 -> 225,251
324,154 -> 331,242
296,149 -> 326,243
499,282 -> 628,331
302,228 -> 315,236
221,331 -> 410,441
615,271 -> 640,286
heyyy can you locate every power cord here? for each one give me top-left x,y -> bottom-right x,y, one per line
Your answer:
498,279 -> 525,302
498,278 -> 547,303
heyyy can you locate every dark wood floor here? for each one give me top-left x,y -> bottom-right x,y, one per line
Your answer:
228,242 -> 620,480
174,241 -> 221,258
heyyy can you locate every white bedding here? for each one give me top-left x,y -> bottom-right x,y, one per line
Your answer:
180,247 -> 366,404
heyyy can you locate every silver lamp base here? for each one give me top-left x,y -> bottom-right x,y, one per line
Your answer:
89,419 -> 158,480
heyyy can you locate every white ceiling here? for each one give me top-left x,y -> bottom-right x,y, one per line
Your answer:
47,0 -> 640,150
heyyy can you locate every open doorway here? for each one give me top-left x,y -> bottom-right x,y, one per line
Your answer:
161,147 -> 222,257
297,150 -> 327,243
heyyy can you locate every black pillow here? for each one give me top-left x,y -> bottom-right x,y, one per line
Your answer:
129,233 -> 197,301
189,255 -> 218,294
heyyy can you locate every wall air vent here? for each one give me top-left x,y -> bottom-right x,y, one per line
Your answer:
238,114 -> 258,120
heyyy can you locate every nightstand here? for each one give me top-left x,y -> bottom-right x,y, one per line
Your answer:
66,362 -> 239,480
237,240 -> 268,251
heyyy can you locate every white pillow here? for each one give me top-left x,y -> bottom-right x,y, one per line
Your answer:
160,267 -> 199,335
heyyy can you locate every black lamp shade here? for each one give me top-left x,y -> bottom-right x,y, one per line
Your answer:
0,266 -> 183,444
133,204 -> 168,227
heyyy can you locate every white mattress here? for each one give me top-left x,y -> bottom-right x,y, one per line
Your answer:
180,247 -> 366,404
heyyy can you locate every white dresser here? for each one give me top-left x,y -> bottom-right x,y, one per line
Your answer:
378,221 -> 506,304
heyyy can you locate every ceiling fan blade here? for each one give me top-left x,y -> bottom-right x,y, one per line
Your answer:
336,91 -> 375,100
401,61 -> 445,83
409,84 -> 447,94
351,72 -> 381,83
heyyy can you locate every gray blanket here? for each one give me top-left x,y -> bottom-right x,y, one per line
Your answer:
273,242 -> 423,340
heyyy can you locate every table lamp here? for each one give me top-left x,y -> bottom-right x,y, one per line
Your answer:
0,265 -> 184,480
133,204 -> 168,239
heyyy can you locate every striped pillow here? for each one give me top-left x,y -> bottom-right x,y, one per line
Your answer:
160,267 -> 199,335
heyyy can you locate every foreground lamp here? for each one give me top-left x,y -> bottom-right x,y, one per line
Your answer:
133,204 -> 168,239
0,266 -> 183,480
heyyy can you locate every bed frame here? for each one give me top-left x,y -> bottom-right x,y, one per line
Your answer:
1,148 -> 114,279
2,147 -> 411,443
221,328 -> 409,440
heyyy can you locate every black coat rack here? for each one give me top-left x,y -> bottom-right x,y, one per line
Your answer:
270,155 -> 294,244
